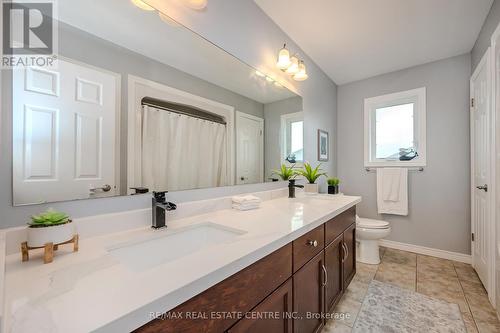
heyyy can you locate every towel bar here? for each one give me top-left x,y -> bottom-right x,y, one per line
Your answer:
365,167 -> 424,172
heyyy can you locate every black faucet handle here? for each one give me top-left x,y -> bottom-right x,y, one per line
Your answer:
153,191 -> 168,202
165,202 -> 177,211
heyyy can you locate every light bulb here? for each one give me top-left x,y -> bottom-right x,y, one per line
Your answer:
158,12 -> 181,26
184,0 -> 207,10
286,55 -> 299,75
293,60 -> 308,81
276,44 -> 291,70
131,0 -> 155,11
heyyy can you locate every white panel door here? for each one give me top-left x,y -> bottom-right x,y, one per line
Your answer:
471,49 -> 492,291
236,112 -> 263,184
13,59 -> 119,204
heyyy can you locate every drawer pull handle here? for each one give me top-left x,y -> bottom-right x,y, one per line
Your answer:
322,264 -> 328,287
307,240 -> 318,247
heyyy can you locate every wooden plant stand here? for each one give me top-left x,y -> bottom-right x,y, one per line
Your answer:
21,234 -> 79,264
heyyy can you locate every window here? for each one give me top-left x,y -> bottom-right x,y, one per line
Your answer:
281,111 -> 304,163
364,87 -> 426,167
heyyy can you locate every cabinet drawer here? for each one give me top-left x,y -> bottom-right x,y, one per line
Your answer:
293,225 -> 324,272
325,207 -> 355,245
135,243 -> 292,333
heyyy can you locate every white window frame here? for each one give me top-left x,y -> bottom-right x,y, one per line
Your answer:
364,87 -> 426,167
280,111 -> 304,164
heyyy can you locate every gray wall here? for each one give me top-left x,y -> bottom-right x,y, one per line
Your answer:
263,96 -> 303,179
337,54 -> 471,254
0,0 -> 337,228
472,0 -> 500,71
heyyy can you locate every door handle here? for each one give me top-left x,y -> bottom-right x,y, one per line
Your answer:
342,242 -> 348,262
321,264 -> 328,287
90,184 -> 112,192
476,184 -> 488,192
341,242 -> 346,262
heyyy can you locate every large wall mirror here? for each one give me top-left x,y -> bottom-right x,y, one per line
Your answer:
11,0 -> 303,206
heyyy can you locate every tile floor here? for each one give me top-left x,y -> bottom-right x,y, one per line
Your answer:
323,247 -> 500,333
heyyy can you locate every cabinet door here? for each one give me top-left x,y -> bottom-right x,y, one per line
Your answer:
293,251 -> 325,333
343,223 -> 356,287
325,234 -> 343,313
228,279 -> 293,333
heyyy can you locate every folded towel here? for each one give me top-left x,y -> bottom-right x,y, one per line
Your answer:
232,195 -> 261,204
232,203 -> 260,211
376,168 -> 408,216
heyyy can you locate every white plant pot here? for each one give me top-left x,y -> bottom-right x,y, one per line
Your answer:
304,183 -> 319,194
27,222 -> 75,247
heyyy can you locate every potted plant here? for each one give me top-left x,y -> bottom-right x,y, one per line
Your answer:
272,164 -> 297,181
327,177 -> 340,194
295,162 -> 327,194
27,209 -> 75,247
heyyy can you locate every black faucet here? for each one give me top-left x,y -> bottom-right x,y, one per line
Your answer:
152,191 -> 177,229
288,179 -> 304,198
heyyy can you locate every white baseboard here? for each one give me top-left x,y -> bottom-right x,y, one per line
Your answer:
379,239 -> 471,264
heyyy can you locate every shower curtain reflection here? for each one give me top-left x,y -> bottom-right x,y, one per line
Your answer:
141,106 -> 228,191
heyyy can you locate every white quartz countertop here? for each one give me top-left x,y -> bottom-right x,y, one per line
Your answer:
3,193 -> 361,333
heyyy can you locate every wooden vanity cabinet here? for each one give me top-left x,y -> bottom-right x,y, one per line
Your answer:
342,223 -> 356,287
293,250 -> 325,333
324,234 -> 343,312
135,207 -> 357,333
227,279 -> 293,333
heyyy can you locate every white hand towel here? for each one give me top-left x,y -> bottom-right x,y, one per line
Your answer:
232,203 -> 260,211
232,195 -> 261,204
376,168 -> 408,216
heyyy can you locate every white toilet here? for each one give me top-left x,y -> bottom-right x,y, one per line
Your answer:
356,215 -> 391,265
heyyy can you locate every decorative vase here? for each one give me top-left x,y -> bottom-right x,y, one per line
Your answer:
27,221 -> 75,247
304,183 -> 319,194
328,185 -> 339,195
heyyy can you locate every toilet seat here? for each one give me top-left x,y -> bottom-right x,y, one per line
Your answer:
356,217 -> 390,229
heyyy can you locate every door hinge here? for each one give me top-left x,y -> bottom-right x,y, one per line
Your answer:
471,98 -> 475,108
471,233 -> 475,242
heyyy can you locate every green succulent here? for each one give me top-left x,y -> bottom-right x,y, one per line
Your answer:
327,177 -> 340,186
29,208 -> 70,228
296,162 -> 327,184
272,164 -> 297,181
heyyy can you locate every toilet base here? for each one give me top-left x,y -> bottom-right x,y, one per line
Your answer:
357,239 -> 381,265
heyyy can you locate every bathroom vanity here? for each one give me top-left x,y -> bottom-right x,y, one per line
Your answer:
136,207 -> 356,333
1,191 -> 360,332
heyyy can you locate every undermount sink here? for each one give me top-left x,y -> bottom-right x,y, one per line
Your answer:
108,222 -> 246,272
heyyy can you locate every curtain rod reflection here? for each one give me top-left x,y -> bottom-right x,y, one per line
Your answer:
141,96 -> 227,125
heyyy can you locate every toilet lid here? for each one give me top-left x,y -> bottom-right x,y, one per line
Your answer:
356,218 -> 390,229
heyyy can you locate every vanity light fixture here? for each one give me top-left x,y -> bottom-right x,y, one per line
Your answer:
276,43 -> 308,81
276,44 -> 291,70
293,60 -> 308,81
184,0 -> 208,10
131,0 -> 155,11
285,55 -> 299,75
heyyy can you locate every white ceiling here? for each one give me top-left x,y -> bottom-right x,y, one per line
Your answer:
255,0 -> 493,84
